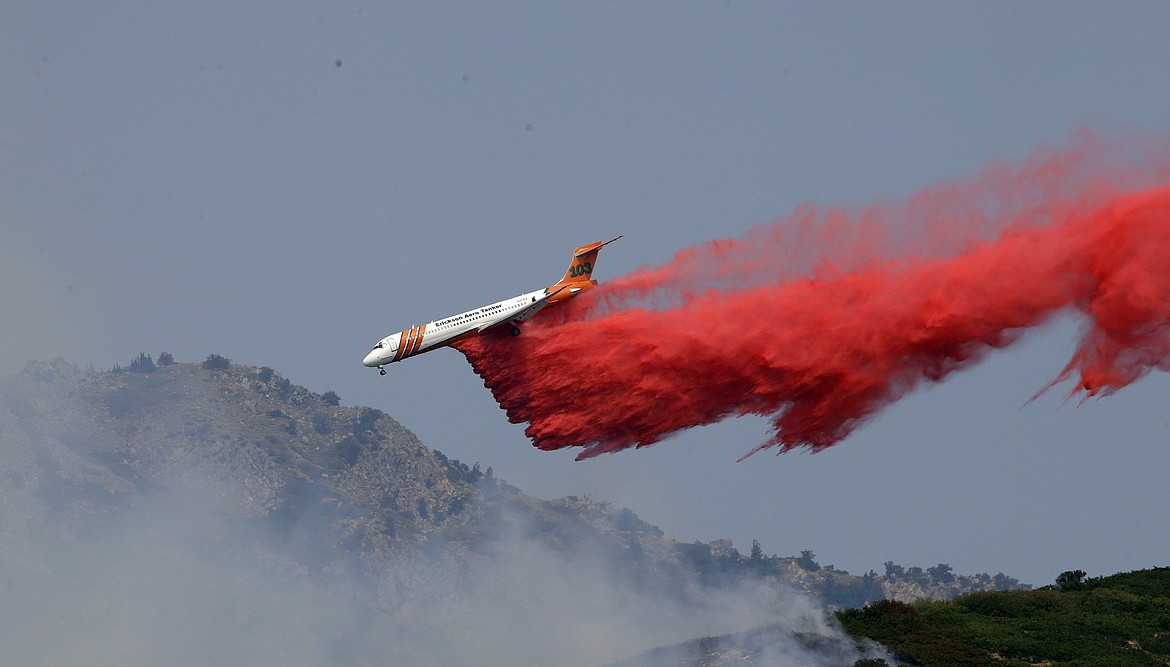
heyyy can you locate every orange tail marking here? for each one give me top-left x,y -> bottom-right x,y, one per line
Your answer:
553,236 -> 621,293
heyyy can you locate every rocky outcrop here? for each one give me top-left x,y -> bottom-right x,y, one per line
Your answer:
1,358 -> 1024,613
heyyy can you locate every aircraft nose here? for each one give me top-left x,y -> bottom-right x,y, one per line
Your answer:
364,334 -> 400,368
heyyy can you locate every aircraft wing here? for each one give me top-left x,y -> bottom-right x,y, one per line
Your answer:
477,285 -> 568,332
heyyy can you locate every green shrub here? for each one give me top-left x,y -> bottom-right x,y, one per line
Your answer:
202,354 -> 230,370
128,353 -> 155,373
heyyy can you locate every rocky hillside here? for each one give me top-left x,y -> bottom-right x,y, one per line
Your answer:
3,358 -> 468,546
0,356 -> 1026,666
1,358 -> 676,604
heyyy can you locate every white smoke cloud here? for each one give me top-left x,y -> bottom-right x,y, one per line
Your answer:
0,459 -> 888,667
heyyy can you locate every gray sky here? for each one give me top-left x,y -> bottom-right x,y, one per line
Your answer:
3,2 -> 1168,586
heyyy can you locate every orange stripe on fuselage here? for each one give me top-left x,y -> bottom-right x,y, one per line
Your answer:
390,325 -> 409,358
407,324 -> 427,357
393,325 -> 421,360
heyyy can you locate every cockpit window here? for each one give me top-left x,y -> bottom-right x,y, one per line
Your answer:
374,341 -> 385,349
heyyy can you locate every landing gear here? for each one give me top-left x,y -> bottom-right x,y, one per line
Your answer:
511,326 -> 521,336
378,367 -> 386,376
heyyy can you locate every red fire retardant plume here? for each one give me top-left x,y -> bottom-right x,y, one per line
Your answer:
458,132 -> 1170,460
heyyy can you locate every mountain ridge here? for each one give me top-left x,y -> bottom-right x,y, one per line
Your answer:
2,356 -> 1026,601
0,355 -> 1030,666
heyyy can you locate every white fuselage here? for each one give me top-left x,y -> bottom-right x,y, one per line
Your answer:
362,287 -> 553,369
363,236 -> 618,372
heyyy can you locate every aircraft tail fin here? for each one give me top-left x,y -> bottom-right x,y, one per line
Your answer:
556,235 -> 621,287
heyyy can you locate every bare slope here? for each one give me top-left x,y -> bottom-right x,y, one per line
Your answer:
0,358 -> 693,604
0,357 -> 1027,666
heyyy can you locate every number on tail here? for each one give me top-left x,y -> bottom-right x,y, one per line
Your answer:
570,261 -> 593,278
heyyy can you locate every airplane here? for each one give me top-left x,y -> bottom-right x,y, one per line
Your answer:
363,236 -> 621,374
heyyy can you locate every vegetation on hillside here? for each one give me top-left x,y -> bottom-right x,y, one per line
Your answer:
40,355 -> 1029,616
675,539 -> 1026,609
8,358 -> 1166,666
837,567 -> 1170,666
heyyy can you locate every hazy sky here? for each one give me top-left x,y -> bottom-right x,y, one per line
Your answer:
4,2 -> 1169,587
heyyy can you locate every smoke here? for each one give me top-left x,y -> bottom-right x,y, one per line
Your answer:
383,505 -> 887,667
0,364 -> 883,667
0,477 -> 881,667
459,130 -> 1170,459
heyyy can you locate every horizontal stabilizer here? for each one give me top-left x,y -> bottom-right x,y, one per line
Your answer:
559,236 -> 621,285
572,235 -> 622,257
